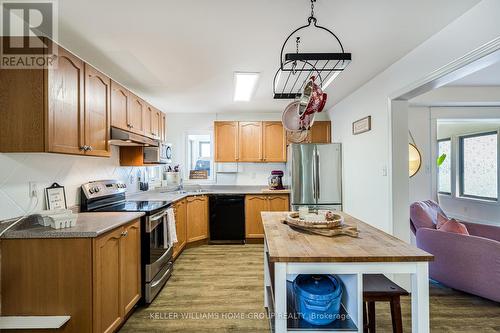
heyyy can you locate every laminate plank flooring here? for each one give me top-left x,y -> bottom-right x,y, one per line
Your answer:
120,244 -> 499,332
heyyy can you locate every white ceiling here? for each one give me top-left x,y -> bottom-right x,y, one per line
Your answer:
58,0 -> 481,113
448,60 -> 500,86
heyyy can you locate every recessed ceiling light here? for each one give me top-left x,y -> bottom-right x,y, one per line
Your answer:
234,72 -> 259,102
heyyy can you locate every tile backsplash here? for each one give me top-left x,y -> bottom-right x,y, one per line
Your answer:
0,146 -> 160,221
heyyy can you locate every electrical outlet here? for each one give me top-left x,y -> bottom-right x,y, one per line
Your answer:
29,182 -> 38,198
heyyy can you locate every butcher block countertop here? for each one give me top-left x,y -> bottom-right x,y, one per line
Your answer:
262,211 -> 434,263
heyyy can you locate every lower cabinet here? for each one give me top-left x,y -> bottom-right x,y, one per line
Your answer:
1,219 -> 141,333
245,194 -> 290,239
173,198 -> 187,259
186,195 -> 209,243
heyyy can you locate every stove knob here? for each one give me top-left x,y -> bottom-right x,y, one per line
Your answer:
94,187 -> 100,193
89,188 -> 94,194
122,184 -> 127,188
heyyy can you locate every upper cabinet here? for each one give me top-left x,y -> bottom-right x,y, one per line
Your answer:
143,103 -> 153,137
160,113 -> 167,142
111,81 -> 129,131
128,94 -> 145,135
84,64 -> 111,157
47,47 -> 85,155
238,122 -> 262,162
263,121 -> 286,162
309,121 -> 331,143
152,108 -> 161,139
214,121 -> 239,162
0,39 -> 166,156
214,121 -> 288,163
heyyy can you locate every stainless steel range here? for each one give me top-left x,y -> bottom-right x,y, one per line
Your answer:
80,180 -> 173,304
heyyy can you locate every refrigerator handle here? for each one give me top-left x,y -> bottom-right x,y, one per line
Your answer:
315,149 -> 320,200
312,149 -> 317,200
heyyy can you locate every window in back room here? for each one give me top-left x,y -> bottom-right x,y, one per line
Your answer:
459,131 -> 498,200
186,133 -> 214,181
438,138 -> 451,194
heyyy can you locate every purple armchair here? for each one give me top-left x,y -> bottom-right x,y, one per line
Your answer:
410,200 -> 500,302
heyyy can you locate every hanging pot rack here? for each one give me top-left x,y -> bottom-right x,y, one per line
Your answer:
273,0 -> 351,99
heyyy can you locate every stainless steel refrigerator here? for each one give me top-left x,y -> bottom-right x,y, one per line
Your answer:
287,143 -> 342,211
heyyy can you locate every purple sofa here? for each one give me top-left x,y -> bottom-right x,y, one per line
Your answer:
410,200 -> 500,302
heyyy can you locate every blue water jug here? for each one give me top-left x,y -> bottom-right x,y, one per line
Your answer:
293,274 -> 343,326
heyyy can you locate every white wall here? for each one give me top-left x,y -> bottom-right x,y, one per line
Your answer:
165,112 -> 329,186
0,146 -> 163,221
408,106 -> 500,226
328,0 -> 500,233
409,107 -> 433,204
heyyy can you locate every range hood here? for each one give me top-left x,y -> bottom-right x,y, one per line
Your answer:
109,127 -> 159,147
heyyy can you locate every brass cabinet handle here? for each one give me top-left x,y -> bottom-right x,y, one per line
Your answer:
121,230 -> 128,237
80,145 -> 88,151
87,146 -> 93,151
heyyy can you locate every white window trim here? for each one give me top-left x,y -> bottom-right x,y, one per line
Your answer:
184,130 -> 216,184
437,128 -> 500,205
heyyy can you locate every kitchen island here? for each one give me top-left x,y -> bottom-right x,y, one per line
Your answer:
262,211 -> 433,333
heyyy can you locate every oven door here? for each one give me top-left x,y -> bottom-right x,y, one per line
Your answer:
144,209 -> 173,282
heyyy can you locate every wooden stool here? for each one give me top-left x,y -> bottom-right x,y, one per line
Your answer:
363,274 -> 409,333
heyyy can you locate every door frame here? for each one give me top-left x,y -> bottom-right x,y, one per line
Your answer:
388,37 -> 500,243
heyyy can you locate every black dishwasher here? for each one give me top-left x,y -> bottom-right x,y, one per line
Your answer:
209,195 -> 245,244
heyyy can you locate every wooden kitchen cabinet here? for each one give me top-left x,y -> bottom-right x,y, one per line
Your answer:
286,120 -> 332,144
263,121 -> 286,162
120,221 -> 141,314
110,80 -> 130,131
160,113 -> 167,141
47,47 -> 85,155
268,194 -> 290,211
93,226 -> 123,333
214,121 -> 239,162
173,199 -> 187,260
151,108 -> 161,139
186,195 -> 209,243
143,102 -> 153,138
239,121 -> 263,161
128,93 -> 145,135
0,219 -> 141,333
84,64 -> 111,157
245,194 -> 290,239
308,120 -> 331,143
214,121 -> 287,163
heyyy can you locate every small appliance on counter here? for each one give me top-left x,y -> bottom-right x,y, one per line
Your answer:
268,170 -> 285,190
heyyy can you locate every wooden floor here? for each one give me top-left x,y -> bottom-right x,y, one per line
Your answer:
120,244 -> 500,333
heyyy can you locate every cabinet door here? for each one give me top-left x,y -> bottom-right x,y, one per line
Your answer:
93,227 -> 123,333
143,103 -> 153,138
110,81 -> 129,131
186,195 -> 208,243
161,113 -> 167,141
309,121 -> 331,143
151,108 -> 161,139
239,121 -> 262,162
47,47 -> 85,154
214,121 -> 239,162
245,195 -> 269,239
84,64 -> 111,157
120,220 -> 141,315
128,94 -> 144,135
173,199 -> 187,259
268,195 -> 290,211
263,121 -> 286,162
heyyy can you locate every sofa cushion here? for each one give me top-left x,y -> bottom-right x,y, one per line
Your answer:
410,200 -> 447,230
437,214 -> 469,235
